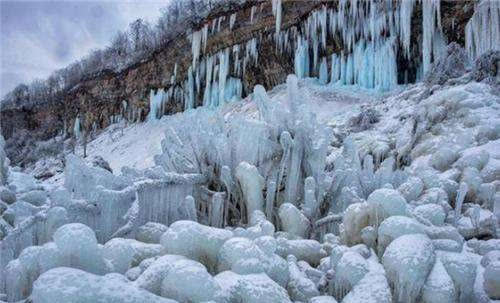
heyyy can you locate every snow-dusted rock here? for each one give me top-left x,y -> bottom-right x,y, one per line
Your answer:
161,220 -> 233,270
382,234 -> 435,303
32,267 -> 175,303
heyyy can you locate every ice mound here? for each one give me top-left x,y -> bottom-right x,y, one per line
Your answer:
160,220 -> 233,270
32,267 -> 176,303
214,271 -> 291,303
382,234 -> 435,303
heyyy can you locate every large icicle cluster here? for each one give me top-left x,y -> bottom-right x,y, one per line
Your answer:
2,56 -> 500,302
466,0 -> 500,60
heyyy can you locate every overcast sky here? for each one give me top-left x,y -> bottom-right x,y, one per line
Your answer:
0,0 -> 166,96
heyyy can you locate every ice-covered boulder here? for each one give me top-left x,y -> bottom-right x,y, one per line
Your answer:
133,255 -> 187,295
341,202 -> 370,246
430,147 -> 460,172
437,250 -> 477,302
53,223 -> 107,274
366,188 -> 408,226
161,220 -> 233,270
19,190 -> 47,206
382,234 -> 435,303
457,206 -> 497,239
276,237 -> 326,265
161,259 -> 221,302
235,161 -> 265,217
309,296 -> 338,303
287,255 -> 319,301
377,216 -> 425,256
413,204 -> 446,226
481,250 -> 500,267
103,238 -> 135,274
217,236 -> 289,287
215,271 -> 291,303
32,267 -> 175,303
8,171 -> 39,193
421,259 -> 457,303
398,177 -> 424,202
0,186 -> 16,204
278,203 -> 310,238
341,272 -> 392,303
136,222 -> 168,243
432,239 -> 462,252
484,261 -> 500,299
333,251 -> 369,298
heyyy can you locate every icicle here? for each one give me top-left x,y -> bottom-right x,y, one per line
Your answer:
230,13 -> 237,30
210,193 -> 224,228
202,24 -> 209,53
319,57 -> 328,84
272,0 -> 282,35
465,0 -> 500,59
250,6 -> 256,24
218,48 -> 230,106
191,30 -> 202,70
73,117 -> 81,138
399,0 -> 416,58
203,56 -> 214,106
422,0 -> 442,75
185,67 -> 195,110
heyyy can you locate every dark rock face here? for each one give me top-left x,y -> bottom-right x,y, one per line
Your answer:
424,42 -> 470,85
0,1 -> 475,166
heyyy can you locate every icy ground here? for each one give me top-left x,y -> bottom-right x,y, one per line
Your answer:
1,72 -> 500,303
